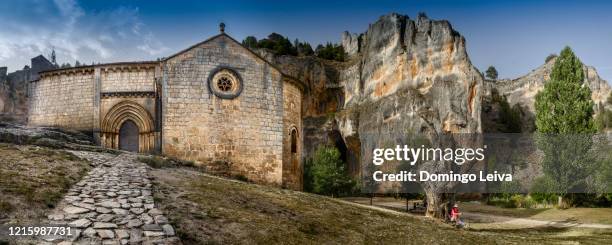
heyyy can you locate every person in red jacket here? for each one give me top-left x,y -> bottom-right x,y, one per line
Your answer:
450,203 -> 464,226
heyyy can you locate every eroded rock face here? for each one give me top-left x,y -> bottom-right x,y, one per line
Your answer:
261,14 -> 484,186
338,13 -> 483,182
485,57 -> 612,132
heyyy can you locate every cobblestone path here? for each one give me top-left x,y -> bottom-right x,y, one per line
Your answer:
42,152 -> 179,245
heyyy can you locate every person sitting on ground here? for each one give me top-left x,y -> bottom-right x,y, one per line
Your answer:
450,203 -> 464,226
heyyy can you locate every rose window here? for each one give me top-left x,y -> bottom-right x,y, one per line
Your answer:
217,76 -> 233,92
208,68 -> 243,99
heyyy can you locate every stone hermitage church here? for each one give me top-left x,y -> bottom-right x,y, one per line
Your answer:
28,24 -> 305,190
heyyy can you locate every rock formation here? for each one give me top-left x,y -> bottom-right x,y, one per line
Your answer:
260,13 -> 484,217
483,57 -> 611,132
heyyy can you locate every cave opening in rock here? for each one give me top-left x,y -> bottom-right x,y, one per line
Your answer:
328,130 -> 361,177
329,130 -> 348,163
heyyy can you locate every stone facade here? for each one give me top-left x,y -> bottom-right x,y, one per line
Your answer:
282,81 -> 303,190
162,34 -> 293,186
28,32 -> 305,189
30,69 -> 95,130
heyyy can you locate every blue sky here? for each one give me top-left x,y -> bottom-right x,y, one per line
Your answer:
1,0 -> 611,82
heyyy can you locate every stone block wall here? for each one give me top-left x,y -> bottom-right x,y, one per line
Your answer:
282,80 -> 303,190
101,67 -> 156,92
162,34 -> 285,185
29,69 -> 95,130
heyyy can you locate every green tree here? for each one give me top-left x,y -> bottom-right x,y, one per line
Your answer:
308,146 -> 355,197
242,36 -> 258,49
255,33 -> 297,56
296,41 -> 314,56
485,66 -> 498,80
316,43 -> 346,61
534,46 -> 597,207
535,47 -> 594,133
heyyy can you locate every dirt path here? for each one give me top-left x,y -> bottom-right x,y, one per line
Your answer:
343,197 -> 612,230
39,152 -> 180,244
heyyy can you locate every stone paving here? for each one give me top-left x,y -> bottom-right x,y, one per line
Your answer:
41,152 -> 179,245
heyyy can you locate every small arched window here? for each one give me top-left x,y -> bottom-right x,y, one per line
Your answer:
290,128 -> 298,153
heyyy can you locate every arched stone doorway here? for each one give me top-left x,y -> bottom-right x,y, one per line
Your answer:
101,101 -> 155,153
119,120 -> 139,152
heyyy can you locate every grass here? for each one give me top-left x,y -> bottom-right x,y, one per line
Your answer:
150,168 -> 494,244
150,167 -> 612,244
461,202 -> 612,225
0,143 -> 90,223
138,155 -> 195,169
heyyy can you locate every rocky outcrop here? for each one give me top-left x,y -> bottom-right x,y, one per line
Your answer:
260,14 -> 484,191
484,57 -> 612,132
0,122 -> 121,154
255,50 -> 345,118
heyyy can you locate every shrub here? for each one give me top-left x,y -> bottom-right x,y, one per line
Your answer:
305,146 -> 356,197
529,176 -> 559,204
510,194 -> 524,208
522,195 -> 538,208
495,180 -> 523,199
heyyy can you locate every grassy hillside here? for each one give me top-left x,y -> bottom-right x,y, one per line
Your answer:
150,167 -> 612,244
0,143 -> 90,224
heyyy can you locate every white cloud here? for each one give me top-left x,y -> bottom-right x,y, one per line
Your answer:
0,0 -> 168,71
137,32 -> 170,56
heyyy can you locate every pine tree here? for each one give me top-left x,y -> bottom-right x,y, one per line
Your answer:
534,46 -> 596,207
309,146 -> 355,197
485,66 -> 498,80
535,47 -> 594,133
50,49 -> 57,67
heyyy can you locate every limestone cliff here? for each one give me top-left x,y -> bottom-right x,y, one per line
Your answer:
484,57 -> 612,132
339,13 -> 483,197
261,13 -> 484,189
